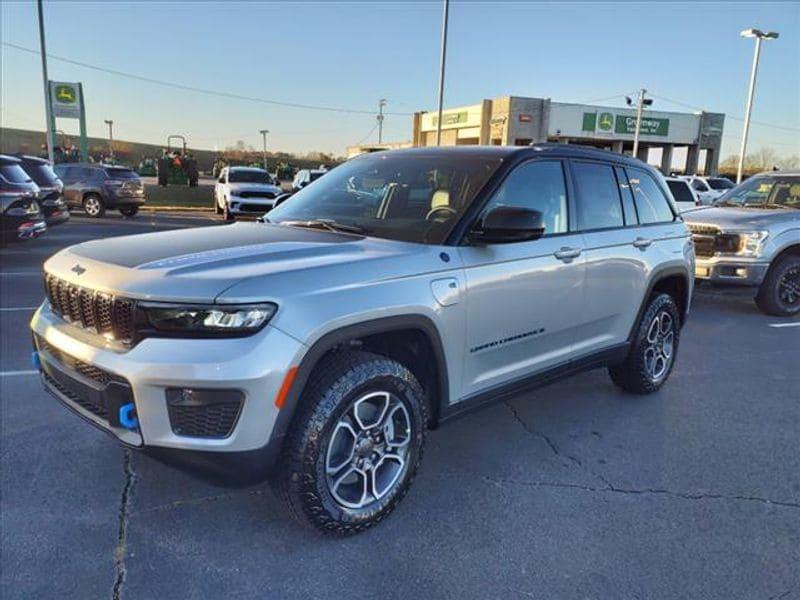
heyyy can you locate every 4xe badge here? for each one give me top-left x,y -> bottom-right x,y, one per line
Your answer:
71,264 -> 86,275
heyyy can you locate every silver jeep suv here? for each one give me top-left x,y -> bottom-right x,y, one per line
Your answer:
31,145 -> 694,534
684,170 -> 800,316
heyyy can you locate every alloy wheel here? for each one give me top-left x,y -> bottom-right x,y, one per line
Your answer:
777,266 -> 800,307
643,311 -> 674,382
84,197 -> 101,217
325,391 -> 411,510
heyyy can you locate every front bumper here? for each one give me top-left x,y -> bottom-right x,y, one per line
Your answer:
694,256 -> 769,286
228,199 -> 275,215
107,190 -> 146,207
31,303 -> 306,461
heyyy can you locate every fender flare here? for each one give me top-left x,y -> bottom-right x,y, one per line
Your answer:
269,314 -> 450,448
628,265 -> 691,343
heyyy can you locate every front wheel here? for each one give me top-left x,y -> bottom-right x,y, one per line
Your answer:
609,293 -> 681,394
119,206 -> 139,217
276,350 -> 427,535
755,255 -> 800,317
82,194 -> 105,218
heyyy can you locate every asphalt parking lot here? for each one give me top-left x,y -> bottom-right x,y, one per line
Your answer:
1,213 -> 798,600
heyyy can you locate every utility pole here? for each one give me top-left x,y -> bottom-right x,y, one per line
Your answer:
737,28 -> 779,183
104,119 -> 114,160
37,0 -> 54,163
377,99 -> 387,144
259,129 -> 269,172
627,89 -> 653,158
435,0 -> 449,146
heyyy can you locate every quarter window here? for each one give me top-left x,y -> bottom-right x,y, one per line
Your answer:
572,162 -> 624,230
627,168 -> 675,224
483,160 -> 568,235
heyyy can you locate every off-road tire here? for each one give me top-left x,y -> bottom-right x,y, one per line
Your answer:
214,195 -> 223,215
82,194 -> 105,218
223,201 -> 234,221
275,350 -> 427,536
609,293 -> 681,394
755,254 -> 800,317
119,206 -> 139,217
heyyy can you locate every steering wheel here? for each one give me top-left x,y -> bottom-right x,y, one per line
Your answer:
426,205 -> 457,222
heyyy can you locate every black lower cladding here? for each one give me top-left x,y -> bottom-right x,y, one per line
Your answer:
166,388 -> 244,438
35,334 -> 135,428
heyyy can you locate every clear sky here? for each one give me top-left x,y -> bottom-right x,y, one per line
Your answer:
2,1 -> 798,158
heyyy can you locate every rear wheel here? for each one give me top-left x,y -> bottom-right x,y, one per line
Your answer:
119,206 -> 139,217
609,293 -> 681,394
755,254 -> 800,317
82,194 -> 105,218
223,200 -> 234,221
214,193 -> 223,215
276,350 -> 427,535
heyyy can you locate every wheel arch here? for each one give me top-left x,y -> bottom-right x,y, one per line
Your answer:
628,266 -> 691,342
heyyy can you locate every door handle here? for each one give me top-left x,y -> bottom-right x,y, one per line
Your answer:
554,247 -> 582,261
633,237 -> 653,249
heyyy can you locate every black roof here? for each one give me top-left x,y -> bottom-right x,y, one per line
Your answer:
10,154 -> 50,166
364,143 -> 649,168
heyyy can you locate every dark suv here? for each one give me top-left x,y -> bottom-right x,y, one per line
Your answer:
53,163 -> 146,218
15,155 -> 70,226
0,154 -> 46,243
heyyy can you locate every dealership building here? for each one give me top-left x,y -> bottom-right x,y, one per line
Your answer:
408,96 -> 725,175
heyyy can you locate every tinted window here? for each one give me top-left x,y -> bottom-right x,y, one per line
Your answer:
717,176 -> 800,208
229,169 -> 272,184
0,164 -> 33,184
691,179 -> 709,192
614,166 -> 638,225
707,177 -> 733,190
628,168 -> 675,223
103,168 -> 139,180
483,160 -> 568,235
666,180 -> 696,204
572,162 -> 624,230
22,162 -> 60,186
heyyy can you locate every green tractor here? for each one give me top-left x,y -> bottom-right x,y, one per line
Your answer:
138,157 -> 157,177
157,135 -> 198,187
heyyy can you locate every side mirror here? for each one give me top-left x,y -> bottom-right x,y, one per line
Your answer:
470,206 -> 545,244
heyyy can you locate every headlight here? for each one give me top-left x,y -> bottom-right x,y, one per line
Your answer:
733,231 -> 769,257
139,303 -> 277,336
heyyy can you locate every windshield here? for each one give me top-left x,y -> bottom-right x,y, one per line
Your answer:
268,153 -> 502,244
229,169 -> 273,184
0,164 -> 33,184
716,176 -> 800,208
104,168 -> 139,180
666,180 -> 695,204
707,177 -> 734,190
24,163 -> 60,186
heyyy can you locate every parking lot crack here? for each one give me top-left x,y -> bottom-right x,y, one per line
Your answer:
134,488 -> 269,515
112,449 -> 136,600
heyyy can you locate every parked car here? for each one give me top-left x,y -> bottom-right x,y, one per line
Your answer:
0,154 -> 46,243
684,170 -> 800,316
53,163 -> 146,218
664,177 -> 700,212
214,166 -> 283,221
15,154 -> 69,226
32,145 -> 693,534
292,167 -> 327,192
680,175 -> 734,205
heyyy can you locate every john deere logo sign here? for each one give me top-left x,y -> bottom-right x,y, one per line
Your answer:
432,111 -> 469,127
598,112 -> 614,131
49,81 -> 83,119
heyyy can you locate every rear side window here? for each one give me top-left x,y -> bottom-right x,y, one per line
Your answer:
0,164 -> 32,184
627,168 -> 675,224
691,179 -> 709,192
104,168 -> 138,180
484,160 -> 568,235
572,161 -> 624,230
666,180 -> 696,204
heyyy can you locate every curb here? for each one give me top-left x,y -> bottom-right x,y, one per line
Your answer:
141,206 -> 213,212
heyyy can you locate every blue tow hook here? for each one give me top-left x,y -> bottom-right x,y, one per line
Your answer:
31,351 -> 41,370
119,403 -> 139,430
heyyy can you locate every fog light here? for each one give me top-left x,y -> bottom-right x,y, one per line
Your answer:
166,388 -> 244,438
735,268 -> 748,277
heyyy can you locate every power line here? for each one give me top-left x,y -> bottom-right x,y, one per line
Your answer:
355,122 -> 379,145
3,42 -> 414,116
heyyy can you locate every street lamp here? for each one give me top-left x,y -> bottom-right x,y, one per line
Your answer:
626,90 -> 653,158
377,99 -> 387,144
435,0 -> 449,146
737,28 -> 779,183
259,129 -> 269,172
104,119 -> 114,160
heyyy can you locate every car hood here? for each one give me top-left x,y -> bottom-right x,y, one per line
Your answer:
228,182 -> 282,194
683,206 -> 799,230
43,222 -> 434,303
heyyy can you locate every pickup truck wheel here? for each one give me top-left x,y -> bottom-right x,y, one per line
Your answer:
608,293 -> 680,394
755,255 -> 800,317
82,194 -> 105,218
276,350 -> 427,535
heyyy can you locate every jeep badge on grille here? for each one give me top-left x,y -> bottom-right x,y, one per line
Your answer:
71,264 -> 86,275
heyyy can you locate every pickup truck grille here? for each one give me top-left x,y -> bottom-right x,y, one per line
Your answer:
687,224 -> 720,258
237,190 -> 275,199
44,273 -> 135,343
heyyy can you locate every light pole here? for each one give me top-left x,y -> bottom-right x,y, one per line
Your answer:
435,0 -> 449,146
259,129 -> 269,172
627,89 -> 653,158
737,28 -> 779,183
104,119 -> 114,160
37,0 -> 54,163
377,99 -> 387,144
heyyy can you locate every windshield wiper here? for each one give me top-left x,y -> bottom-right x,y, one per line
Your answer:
280,219 -> 366,235
713,201 -> 742,207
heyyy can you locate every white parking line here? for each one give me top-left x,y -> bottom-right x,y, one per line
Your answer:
768,322 -> 800,328
0,271 -> 42,276
0,370 -> 38,377
0,306 -> 38,312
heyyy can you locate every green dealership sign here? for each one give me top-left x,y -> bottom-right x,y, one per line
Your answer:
432,111 -> 468,127
582,112 -> 669,136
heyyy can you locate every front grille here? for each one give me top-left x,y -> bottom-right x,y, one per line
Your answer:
238,191 -> 275,199
36,335 -> 114,386
687,224 -> 719,258
42,371 -> 109,419
44,273 -> 136,342
239,203 -> 271,213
